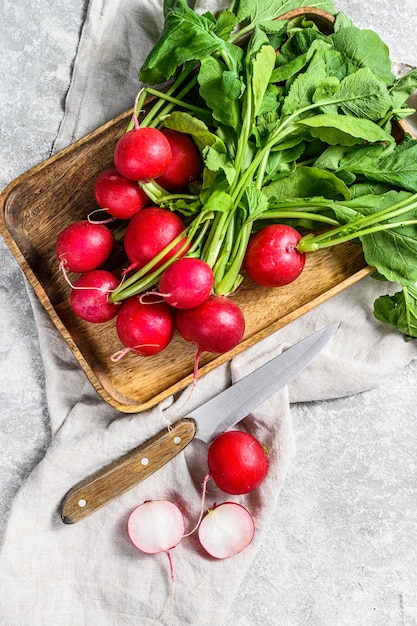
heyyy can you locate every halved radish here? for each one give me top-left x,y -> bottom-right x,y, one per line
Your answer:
128,500 -> 185,554
198,502 -> 255,559
128,500 -> 185,620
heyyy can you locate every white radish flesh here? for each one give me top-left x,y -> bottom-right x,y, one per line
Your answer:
198,502 -> 255,559
127,500 -> 185,554
128,500 -> 185,622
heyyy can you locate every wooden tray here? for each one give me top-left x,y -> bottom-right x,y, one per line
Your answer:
0,102 -> 374,413
0,8 -> 409,413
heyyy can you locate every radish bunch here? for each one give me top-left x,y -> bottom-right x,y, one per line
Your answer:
55,93 -> 315,372
54,112 -> 317,375
54,79 -> 325,369
55,120 -> 248,370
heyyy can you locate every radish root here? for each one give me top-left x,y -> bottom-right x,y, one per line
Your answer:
86,208 -> 117,225
139,291 -> 167,304
155,551 -> 176,625
110,344 -> 160,362
162,380 -> 197,428
183,473 -> 211,538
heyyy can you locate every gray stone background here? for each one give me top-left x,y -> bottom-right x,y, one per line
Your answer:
1,1 -> 417,624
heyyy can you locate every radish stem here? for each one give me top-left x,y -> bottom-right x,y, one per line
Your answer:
183,473 -> 212,537
297,195 -> 417,253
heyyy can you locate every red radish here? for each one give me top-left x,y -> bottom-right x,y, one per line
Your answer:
56,220 -> 114,273
93,167 -> 150,219
114,126 -> 172,181
123,206 -> 190,274
69,270 -> 120,323
99,242 -> 127,273
175,295 -> 245,382
156,128 -> 202,191
207,430 -> 269,495
158,258 -> 214,309
244,224 -> 305,287
198,502 -> 255,559
113,295 -> 174,359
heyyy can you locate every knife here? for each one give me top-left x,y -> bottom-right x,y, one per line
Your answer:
60,322 -> 340,523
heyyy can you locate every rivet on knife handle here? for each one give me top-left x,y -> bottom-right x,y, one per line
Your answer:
60,417 -> 196,524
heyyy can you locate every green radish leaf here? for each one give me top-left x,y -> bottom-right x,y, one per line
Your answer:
277,28 -> 329,67
242,186 -> 270,221
198,56 -> 242,129
257,19 -> 289,50
298,114 -> 394,147
281,52 -> 328,116
212,9 -> 238,40
263,165 -> 351,200
389,68 -> 417,109
312,76 -> 340,103
233,0 -> 336,27
203,146 -> 236,185
374,286 -> 417,340
161,198 -> 203,217
328,67 -> 392,121
313,144 -> 353,170
338,139 -> 417,193
320,48 -> 357,81
139,0 -> 230,83
245,25 -> 270,58
350,191 -> 417,285
270,53 -> 308,83
163,111 -> 226,152
202,188 -> 233,213
222,70 -> 245,100
333,11 -> 354,31
256,83 -> 281,118
348,182 -> 393,198
330,25 -> 395,85
265,141 -> 306,178
252,45 -> 277,118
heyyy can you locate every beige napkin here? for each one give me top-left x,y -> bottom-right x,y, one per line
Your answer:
1,1 -> 416,624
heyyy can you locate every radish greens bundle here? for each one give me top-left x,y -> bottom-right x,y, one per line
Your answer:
109,0 -> 417,340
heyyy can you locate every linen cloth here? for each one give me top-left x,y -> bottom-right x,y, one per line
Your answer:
1,1 -> 417,624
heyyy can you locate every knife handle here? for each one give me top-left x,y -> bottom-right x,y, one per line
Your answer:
60,417 -> 196,524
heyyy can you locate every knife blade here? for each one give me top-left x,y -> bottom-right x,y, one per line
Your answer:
60,322 -> 340,523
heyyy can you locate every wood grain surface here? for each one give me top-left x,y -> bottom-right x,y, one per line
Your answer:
60,418 -> 197,523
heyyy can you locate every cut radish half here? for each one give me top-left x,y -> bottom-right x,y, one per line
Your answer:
198,502 -> 255,559
127,500 -> 185,554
